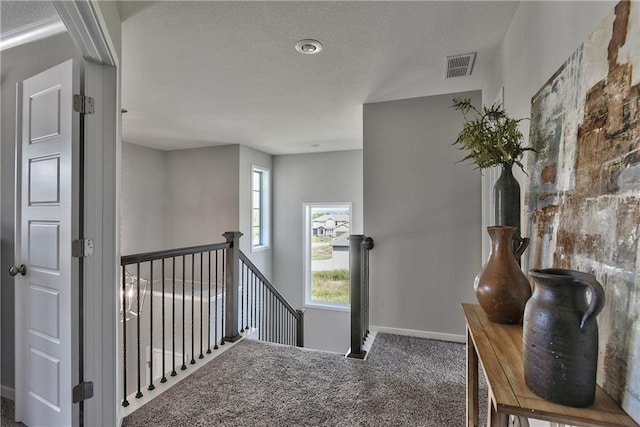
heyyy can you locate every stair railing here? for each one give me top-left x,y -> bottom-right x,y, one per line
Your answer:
119,231 -> 302,408
239,251 -> 304,347
347,235 -> 374,359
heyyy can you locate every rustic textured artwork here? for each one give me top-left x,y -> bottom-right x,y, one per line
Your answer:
526,1 -> 640,422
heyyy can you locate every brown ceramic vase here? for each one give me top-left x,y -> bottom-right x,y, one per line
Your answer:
474,226 -> 531,324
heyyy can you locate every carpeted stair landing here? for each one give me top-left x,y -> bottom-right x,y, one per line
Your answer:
123,333 -> 487,426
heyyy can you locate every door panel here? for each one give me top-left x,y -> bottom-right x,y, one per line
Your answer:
29,156 -> 61,204
15,59 -> 78,427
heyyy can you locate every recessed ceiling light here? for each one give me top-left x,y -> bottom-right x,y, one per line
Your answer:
295,39 -> 323,55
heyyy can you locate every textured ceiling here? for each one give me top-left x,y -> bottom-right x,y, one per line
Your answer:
2,1 -> 519,155
0,1 -> 58,35
121,1 -> 518,154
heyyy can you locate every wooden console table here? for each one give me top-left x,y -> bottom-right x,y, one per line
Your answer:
462,303 -> 638,427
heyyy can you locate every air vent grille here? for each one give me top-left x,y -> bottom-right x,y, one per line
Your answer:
445,52 -> 476,78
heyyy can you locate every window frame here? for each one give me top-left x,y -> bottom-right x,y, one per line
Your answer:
303,202 -> 352,311
251,165 -> 270,252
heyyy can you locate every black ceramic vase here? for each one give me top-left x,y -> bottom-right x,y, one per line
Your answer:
494,163 -> 521,229
524,269 -> 605,407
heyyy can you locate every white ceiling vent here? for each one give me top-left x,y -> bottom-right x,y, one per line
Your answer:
445,52 -> 476,78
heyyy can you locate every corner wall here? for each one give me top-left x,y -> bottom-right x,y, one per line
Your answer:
363,91 -> 482,339
272,150 -> 363,353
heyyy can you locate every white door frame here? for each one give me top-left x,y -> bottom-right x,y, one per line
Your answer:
52,2 -> 120,426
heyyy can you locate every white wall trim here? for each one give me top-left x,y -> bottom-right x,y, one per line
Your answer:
0,16 -> 66,52
370,325 -> 465,344
1,385 -> 15,400
53,1 -> 116,66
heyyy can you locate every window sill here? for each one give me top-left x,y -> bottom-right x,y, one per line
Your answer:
304,302 -> 350,312
251,244 -> 270,253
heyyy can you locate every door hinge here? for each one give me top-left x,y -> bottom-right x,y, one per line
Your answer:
72,381 -> 94,403
73,94 -> 94,114
72,239 -> 94,258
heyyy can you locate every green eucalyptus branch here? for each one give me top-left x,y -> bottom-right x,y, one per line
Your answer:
451,98 -> 535,173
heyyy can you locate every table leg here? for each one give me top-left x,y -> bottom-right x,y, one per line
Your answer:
466,327 -> 479,426
487,398 -> 509,427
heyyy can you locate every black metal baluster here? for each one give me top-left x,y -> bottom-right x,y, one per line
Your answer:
269,289 -> 273,342
270,291 -> 275,342
171,257 -> 177,377
200,252 -> 204,359
251,272 -> 255,330
265,289 -> 268,342
365,246 -> 370,338
260,283 -> 264,340
191,254 -> 195,365
285,308 -> 289,345
161,259 -> 167,383
182,255 -> 187,370
122,266 -> 129,407
220,250 -> 225,346
214,250 -> 219,349
207,251 -> 212,354
148,261 -> 155,391
245,264 -> 249,331
277,301 -> 281,343
135,263 -> 142,398
240,263 -> 245,333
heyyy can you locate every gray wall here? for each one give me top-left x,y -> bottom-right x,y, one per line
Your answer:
363,91 -> 482,339
272,150 -> 363,353
164,145 -> 240,248
0,33 -> 82,393
121,142 -> 167,255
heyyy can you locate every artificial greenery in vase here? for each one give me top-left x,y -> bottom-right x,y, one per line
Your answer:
450,97 -> 533,172
451,97 -> 535,242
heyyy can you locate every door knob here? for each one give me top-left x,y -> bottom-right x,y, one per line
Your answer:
9,264 -> 27,276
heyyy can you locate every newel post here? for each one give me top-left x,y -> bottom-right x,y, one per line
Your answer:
295,309 -> 305,348
347,234 -> 365,359
223,231 -> 243,343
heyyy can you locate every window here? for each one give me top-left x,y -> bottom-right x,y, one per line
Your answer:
252,167 -> 270,250
304,203 -> 351,309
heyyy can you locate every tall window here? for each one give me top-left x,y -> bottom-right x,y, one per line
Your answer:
252,167 -> 270,250
304,203 -> 351,308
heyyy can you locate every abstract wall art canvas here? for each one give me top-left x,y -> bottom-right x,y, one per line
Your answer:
526,1 -> 640,422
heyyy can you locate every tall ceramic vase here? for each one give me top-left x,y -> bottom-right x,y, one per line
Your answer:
524,269 -> 605,407
494,164 -> 525,261
474,226 -> 531,324
494,163 -> 520,229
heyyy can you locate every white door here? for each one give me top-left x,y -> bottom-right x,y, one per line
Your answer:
15,59 -> 79,427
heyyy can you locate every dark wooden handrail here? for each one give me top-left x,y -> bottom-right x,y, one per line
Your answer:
121,242 -> 231,266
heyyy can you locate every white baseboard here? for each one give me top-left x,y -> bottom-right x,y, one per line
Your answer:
1,385 -> 15,400
370,325 -> 465,343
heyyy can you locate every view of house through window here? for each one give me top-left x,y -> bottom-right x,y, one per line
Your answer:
305,204 -> 351,306
252,167 -> 270,249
